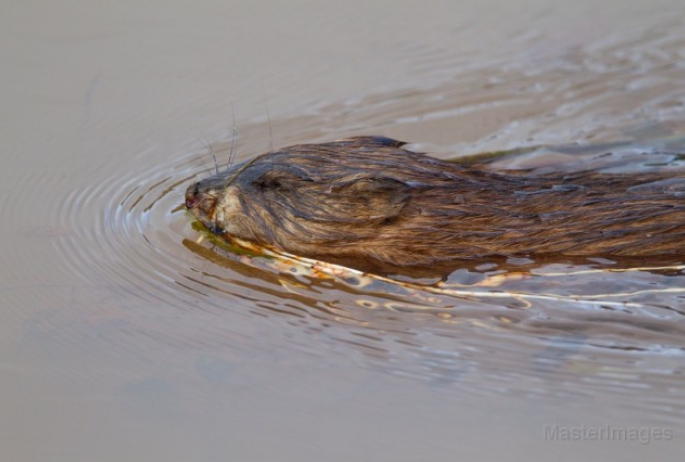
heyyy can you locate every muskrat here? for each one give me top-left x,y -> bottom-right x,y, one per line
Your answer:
185,136 -> 685,271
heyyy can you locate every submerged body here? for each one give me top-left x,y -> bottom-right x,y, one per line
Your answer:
186,136 -> 685,270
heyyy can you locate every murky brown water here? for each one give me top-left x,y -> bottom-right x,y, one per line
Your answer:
2,0 -> 685,460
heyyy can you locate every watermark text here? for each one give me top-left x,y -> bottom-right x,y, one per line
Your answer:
544,424 -> 673,444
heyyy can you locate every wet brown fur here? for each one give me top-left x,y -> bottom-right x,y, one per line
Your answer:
186,136 -> 685,270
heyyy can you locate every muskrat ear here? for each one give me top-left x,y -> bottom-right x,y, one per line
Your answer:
335,136 -> 407,148
246,164 -> 309,191
329,176 -> 409,223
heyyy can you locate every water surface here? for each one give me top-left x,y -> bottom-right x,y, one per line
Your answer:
2,0 -> 685,460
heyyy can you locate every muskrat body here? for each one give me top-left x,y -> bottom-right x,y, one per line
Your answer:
186,136 -> 685,270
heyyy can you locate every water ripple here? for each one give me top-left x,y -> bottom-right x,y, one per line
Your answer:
37,24 -> 685,419
42,125 -> 684,423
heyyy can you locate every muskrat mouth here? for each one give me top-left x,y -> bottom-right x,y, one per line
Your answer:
184,182 -> 202,209
185,183 -> 218,221
185,192 -> 201,209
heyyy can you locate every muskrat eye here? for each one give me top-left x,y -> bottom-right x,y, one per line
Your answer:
254,177 -> 282,190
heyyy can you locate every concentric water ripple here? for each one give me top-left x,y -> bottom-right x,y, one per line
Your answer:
41,114 -> 685,422
7,2 -> 685,460
37,26 -> 685,418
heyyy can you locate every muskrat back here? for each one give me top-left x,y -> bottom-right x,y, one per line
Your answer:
186,136 -> 685,270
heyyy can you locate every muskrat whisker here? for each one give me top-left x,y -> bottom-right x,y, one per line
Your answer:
227,103 -> 238,171
262,87 -> 274,152
193,140 -> 216,179
201,136 -> 220,175
208,142 -> 219,175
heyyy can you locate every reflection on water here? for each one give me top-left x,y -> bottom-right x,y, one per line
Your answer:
40,49 -> 685,430
47,109 -> 685,423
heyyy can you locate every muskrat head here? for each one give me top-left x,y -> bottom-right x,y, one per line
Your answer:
185,165 -> 245,236
185,137 -> 427,262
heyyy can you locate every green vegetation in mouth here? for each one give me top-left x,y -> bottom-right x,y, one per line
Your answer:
188,214 -> 264,258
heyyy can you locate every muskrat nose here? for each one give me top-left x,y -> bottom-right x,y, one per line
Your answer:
185,183 -> 202,209
185,182 -> 219,221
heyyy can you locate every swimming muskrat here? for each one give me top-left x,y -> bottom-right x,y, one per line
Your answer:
185,136 -> 685,271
